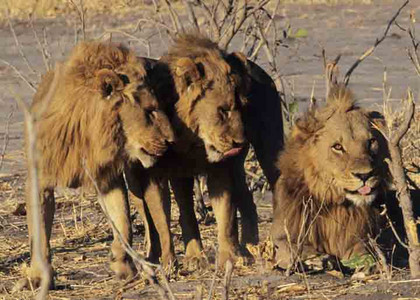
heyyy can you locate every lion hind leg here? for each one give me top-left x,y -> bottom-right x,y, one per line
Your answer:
232,162 -> 259,246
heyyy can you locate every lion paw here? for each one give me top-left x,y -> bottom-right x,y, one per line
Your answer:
217,249 -> 237,269
13,265 -> 54,292
110,259 -> 137,281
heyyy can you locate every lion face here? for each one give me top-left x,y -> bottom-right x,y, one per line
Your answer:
192,80 -> 247,162
167,44 -> 250,163
96,65 -> 174,168
309,108 -> 381,205
289,87 -> 385,206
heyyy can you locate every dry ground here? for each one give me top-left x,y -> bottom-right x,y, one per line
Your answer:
1,1 -> 420,299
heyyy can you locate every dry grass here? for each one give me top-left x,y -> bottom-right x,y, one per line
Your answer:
1,0 -> 420,298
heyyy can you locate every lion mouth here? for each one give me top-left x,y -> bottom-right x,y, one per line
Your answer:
223,147 -> 243,158
345,185 -> 375,196
140,147 -> 165,158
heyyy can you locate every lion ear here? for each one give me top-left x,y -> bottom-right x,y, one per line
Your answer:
95,69 -> 123,99
292,114 -> 320,141
174,57 -> 201,85
226,51 -> 249,74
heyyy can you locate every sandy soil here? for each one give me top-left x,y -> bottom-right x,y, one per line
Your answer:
1,1 -> 420,299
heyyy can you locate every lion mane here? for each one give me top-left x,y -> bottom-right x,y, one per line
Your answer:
32,41 -> 163,191
271,85 -> 389,267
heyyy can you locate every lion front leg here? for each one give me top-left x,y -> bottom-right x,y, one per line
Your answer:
100,179 -> 136,281
171,177 -> 206,268
126,168 -> 176,269
15,186 -> 55,291
207,168 -> 239,268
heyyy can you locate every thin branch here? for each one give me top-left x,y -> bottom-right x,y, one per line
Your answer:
29,16 -> 51,72
86,169 -> 176,300
0,59 -> 36,92
197,0 -> 221,40
183,0 -> 200,32
11,66 -> 61,298
69,0 -> 87,41
6,9 -> 37,75
222,260 -> 233,300
343,0 -> 409,86
207,248 -> 219,300
162,0 -> 184,33
219,0 -> 271,50
0,107 -> 15,170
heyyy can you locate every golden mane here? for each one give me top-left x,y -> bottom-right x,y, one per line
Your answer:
32,41 -> 147,191
272,85 -> 386,261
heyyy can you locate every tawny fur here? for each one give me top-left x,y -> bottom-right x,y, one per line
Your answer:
32,41 -> 170,192
127,34 -> 257,268
272,85 -> 389,266
21,41 -> 174,289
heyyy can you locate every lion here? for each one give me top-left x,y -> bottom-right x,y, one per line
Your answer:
125,34 -> 284,269
271,85 -> 390,270
17,41 -> 175,290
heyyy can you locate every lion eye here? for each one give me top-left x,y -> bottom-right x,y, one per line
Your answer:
146,108 -> 158,121
332,143 -> 345,153
218,107 -> 231,120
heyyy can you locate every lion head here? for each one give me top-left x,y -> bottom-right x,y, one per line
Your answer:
271,85 -> 389,265
151,34 -> 250,162
279,86 -> 387,206
34,41 -> 174,188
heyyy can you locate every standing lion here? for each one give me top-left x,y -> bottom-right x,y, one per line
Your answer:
126,34 -> 284,269
17,41 -> 174,289
271,85 -> 390,269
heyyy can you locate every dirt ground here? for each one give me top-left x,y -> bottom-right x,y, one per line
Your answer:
1,1 -> 420,299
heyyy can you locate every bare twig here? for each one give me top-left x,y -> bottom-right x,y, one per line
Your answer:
0,59 -> 37,92
6,9 -> 36,75
0,107 -> 15,170
197,0 -> 220,40
29,16 -> 52,72
162,0 -> 184,33
207,248 -> 219,300
99,29 -> 151,57
222,260 -> 233,300
69,0 -> 87,41
368,235 -> 391,280
11,66 -> 61,298
384,208 -> 409,249
218,0 -> 270,50
343,0 -> 409,85
86,169 -> 176,300
183,0 -> 200,32
194,176 -> 208,221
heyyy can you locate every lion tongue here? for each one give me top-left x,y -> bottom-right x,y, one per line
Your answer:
223,147 -> 242,158
357,186 -> 372,195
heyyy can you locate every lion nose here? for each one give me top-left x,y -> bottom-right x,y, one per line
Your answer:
353,171 -> 373,183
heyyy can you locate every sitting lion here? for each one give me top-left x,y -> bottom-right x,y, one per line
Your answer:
271,85 -> 390,269
126,34 -> 284,268
18,41 -> 174,289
